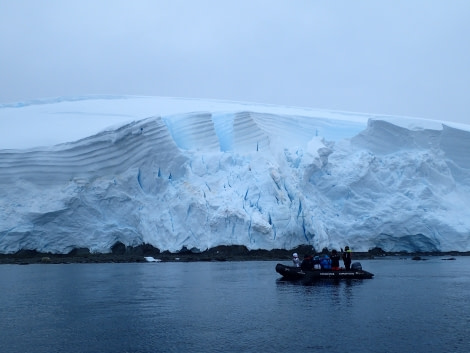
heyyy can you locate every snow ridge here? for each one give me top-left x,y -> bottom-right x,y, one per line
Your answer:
0,117 -> 187,186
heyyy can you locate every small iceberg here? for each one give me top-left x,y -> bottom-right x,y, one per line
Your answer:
144,256 -> 162,263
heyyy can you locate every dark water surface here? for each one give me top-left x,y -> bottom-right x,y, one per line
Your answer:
1,257 -> 469,353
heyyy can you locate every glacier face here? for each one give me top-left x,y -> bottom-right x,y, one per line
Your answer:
0,97 -> 469,253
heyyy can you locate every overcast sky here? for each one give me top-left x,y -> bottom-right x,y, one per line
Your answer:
1,0 -> 469,124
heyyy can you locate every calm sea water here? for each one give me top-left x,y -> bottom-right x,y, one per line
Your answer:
0,257 -> 469,353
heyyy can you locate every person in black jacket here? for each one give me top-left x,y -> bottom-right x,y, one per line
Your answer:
301,254 -> 313,271
341,246 -> 352,270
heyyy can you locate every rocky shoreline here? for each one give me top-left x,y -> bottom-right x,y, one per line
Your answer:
0,243 -> 468,265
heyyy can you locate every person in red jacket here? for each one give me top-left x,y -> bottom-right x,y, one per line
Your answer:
330,249 -> 341,270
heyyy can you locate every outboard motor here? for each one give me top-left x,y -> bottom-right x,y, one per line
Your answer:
351,262 -> 362,271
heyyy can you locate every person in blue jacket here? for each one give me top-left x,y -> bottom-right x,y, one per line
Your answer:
320,254 -> 331,270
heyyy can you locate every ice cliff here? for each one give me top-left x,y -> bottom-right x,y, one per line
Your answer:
0,96 -> 469,253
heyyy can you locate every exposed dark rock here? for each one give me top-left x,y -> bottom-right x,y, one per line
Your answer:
139,243 -> 161,256
0,245 -> 469,265
368,247 -> 386,256
178,246 -> 200,254
291,245 -> 316,256
68,247 -> 91,256
111,242 -> 126,255
15,249 -> 39,258
206,245 -> 250,256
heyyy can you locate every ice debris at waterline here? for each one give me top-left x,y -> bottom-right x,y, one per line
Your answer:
0,96 -> 469,254
144,256 -> 162,263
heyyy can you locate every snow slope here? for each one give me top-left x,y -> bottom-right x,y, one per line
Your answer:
0,96 -> 469,253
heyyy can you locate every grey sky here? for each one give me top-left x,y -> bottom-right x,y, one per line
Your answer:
1,0 -> 469,124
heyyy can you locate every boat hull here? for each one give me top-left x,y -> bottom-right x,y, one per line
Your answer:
275,263 -> 374,281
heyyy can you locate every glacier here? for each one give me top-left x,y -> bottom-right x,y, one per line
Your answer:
0,96 -> 469,254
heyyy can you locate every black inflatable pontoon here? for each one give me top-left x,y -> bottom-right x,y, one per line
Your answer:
276,262 -> 374,281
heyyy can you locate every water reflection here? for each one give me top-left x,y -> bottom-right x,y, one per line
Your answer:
1,259 -> 469,353
277,280 -> 358,307
276,277 -> 367,288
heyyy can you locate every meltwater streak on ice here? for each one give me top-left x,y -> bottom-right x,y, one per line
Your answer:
0,96 -> 470,254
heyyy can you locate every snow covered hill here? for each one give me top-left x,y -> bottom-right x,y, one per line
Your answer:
1,96 -> 469,253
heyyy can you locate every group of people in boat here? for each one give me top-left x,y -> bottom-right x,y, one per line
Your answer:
292,246 -> 352,271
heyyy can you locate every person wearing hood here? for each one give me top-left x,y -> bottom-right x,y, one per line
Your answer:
330,249 -> 341,270
292,253 -> 301,267
341,246 -> 352,270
